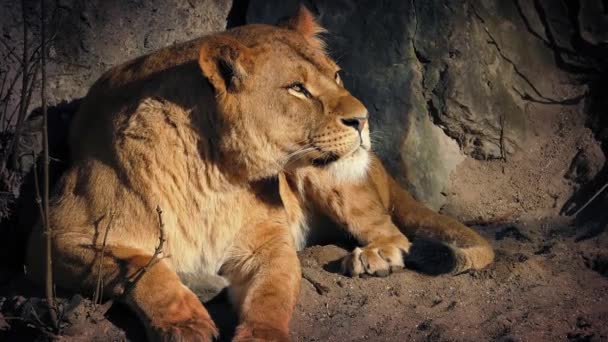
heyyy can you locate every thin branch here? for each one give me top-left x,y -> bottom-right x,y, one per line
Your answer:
0,66 -> 25,122
40,0 -> 58,330
94,212 -> 114,306
32,152 -> 45,233
2,59 -> 39,132
0,70 -> 8,102
16,0 -> 30,138
570,182 -> 608,218
8,60 -> 39,132
0,38 -> 23,65
0,32 -> 41,176
124,206 -> 168,295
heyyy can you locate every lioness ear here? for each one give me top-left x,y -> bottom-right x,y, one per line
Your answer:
283,5 -> 326,49
198,36 -> 253,94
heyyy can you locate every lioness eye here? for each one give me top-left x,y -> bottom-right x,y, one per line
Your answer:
288,82 -> 312,98
335,71 -> 342,85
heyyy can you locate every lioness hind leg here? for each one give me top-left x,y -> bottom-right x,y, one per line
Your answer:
224,223 -> 300,342
26,234 -> 218,341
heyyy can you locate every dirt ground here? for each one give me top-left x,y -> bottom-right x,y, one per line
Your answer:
1,216 -> 607,341
287,219 -> 608,342
444,100 -> 603,224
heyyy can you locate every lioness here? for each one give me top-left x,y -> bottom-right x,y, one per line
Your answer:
26,6 -> 493,342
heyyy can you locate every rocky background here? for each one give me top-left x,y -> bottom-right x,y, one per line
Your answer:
1,0 -> 606,220
0,0 -> 607,340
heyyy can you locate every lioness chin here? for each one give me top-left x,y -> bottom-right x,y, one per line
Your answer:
26,6 -> 493,342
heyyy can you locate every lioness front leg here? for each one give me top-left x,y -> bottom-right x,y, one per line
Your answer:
334,192 -> 412,277
27,233 -> 218,341
224,222 -> 300,342
302,171 -> 412,278
371,155 -> 494,273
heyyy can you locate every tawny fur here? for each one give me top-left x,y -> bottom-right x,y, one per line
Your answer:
26,7 -> 493,342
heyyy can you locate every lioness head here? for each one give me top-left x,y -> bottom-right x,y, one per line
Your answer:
199,6 -> 370,182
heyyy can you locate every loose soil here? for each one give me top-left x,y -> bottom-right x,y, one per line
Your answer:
445,103 -> 603,223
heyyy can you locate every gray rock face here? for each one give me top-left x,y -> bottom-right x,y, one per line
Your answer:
0,0 -> 232,109
247,0 -> 587,210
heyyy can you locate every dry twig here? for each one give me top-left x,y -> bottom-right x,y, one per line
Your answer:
124,206 -> 167,295
570,182 -> 608,218
32,152 -> 44,233
0,6 -> 44,176
93,212 -> 114,306
6,0 -> 32,174
39,0 -> 58,330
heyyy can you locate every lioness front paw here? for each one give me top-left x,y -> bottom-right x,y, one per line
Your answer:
342,236 -> 411,277
233,321 -> 290,342
150,287 -> 218,342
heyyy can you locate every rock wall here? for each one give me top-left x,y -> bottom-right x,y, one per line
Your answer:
0,0 -> 232,110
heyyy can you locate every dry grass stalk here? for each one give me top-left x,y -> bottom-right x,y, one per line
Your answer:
39,0 -> 58,330
93,212 -> 114,306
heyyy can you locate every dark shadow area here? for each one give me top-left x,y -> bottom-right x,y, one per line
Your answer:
583,253 -> 608,278
561,73 -> 608,240
495,225 -> 532,242
205,289 -> 239,342
0,100 -> 79,273
105,302 -> 147,341
404,239 -> 458,276
226,0 -> 250,29
322,258 -> 343,275
107,290 -> 240,342
110,288 -> 240,342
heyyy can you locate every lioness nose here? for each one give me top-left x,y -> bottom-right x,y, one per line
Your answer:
340,116 -> 367,133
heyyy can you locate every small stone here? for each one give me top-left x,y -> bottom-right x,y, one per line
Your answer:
417,319 -> 432,331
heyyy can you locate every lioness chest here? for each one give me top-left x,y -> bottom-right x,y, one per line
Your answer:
113,99 -> 291,276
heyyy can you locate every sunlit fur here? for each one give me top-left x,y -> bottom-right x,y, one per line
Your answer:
25,6 -> 493,342
326,148 -> 370,184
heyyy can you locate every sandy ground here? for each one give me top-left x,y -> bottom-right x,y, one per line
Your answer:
1,216 -> 607,341
445,102 -> 603,223
285,219 -> 608,342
